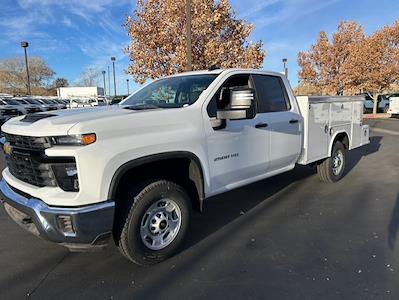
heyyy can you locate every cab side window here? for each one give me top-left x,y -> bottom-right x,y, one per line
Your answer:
253,75 -> 291,113
207,74 -> 251,117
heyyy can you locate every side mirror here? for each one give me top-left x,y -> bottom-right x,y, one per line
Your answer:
217,88 -> 256,120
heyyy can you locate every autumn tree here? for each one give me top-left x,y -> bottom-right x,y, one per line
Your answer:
125,0 -> 265,83
0,56 -> 55,95
343,21 -> 399,114
298,21 -> 365,95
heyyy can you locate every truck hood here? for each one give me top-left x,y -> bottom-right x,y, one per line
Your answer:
1,106 -> 135,136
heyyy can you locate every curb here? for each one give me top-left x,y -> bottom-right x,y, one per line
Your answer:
363,113 -> 392,119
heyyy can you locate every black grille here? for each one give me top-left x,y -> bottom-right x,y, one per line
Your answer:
3,133 -> 52,149
5,152 -> 56,187
1,108 -> 20,117
26,107 -> 41,114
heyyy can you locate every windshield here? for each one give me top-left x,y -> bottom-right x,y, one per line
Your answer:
25,99 -> 41,105
16,99 -> 29,104
4,99 -> 20,105
121,75 -> 218,108
40,99 -> 54,104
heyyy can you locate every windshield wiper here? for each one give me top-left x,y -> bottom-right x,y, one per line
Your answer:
123,104 -> 160,110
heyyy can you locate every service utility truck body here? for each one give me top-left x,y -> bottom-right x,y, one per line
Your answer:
0,69 -> 369,265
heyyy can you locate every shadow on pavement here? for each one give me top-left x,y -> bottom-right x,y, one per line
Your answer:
183,135 -> 383,252
345,135 -> 383,175
183,164 -> 316,251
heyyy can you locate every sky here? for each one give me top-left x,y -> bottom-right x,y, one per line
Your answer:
0,0 -> 398,95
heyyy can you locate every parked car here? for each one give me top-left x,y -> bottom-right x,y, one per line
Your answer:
13,98 -> 44,114
36,99 -> 59,110
0,69 -> 370,265
1,98 -> 28,115
0,99 -> 23,119
21,98 -> 51,111
47,99 -> 67,109
363,93 -> 390,113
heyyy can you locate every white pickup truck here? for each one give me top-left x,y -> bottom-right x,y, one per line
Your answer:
0,69 -> 369,265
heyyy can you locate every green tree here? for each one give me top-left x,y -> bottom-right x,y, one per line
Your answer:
54,77 -> 69,88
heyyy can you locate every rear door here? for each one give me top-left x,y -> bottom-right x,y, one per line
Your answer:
252,75 -> 302,171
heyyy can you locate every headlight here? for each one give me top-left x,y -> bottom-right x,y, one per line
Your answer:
51,133 -> 96,146
52,163 -> 79,191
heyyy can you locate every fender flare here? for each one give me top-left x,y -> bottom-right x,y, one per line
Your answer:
107,151 -> 206,210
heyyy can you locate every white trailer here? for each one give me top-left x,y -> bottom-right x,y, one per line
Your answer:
57,87 -> 104,98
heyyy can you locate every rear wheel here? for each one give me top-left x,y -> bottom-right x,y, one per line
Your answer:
115,179 -> 191,265
317,141 -> 346,183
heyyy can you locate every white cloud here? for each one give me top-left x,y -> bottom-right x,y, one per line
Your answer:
239,0 -> 281,18
252,0 -> 340,30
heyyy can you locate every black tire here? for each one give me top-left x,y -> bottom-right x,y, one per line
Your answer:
114,180 -> 191,265
384,105 -> 389,113
317,141 -> 346,183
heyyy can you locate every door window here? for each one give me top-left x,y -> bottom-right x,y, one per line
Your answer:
253,75 -> 290,113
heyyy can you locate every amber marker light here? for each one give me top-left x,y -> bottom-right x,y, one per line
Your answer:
80,133 -> 96,145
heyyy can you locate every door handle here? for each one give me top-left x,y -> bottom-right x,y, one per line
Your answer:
255,122 -> 268,128
289,119 -> 299,124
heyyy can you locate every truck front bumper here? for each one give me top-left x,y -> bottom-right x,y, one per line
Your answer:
0,179 -> 115,251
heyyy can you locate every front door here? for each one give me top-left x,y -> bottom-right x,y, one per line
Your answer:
205,74 -> 270,193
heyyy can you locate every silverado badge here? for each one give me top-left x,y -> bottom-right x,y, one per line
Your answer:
3,142 -> 12,155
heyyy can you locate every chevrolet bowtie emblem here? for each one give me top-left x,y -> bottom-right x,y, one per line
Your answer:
3,142 -> 12,155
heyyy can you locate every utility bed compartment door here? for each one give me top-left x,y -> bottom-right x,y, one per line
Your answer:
307,102 -> 329,161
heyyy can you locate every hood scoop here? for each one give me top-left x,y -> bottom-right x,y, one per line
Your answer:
20,114 -> 57,123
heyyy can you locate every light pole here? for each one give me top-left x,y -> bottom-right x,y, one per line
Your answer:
111,57 -> 116,96
107,66 -> 111,97
126,79 -> 130,94
102,70 -> 106,96
282,58 -> 288,77
186,0 -> 192,71
21,41 -> 31,95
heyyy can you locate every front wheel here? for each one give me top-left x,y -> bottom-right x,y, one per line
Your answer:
317,141 -> 346,183
115,180 -> 191,265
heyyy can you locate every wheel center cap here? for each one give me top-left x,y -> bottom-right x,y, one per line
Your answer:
150,212 -> 168,234
160,220 -> 167,230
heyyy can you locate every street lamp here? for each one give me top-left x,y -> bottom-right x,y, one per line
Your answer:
282,58 -> 288,77
21,41 -> 31,95
126,79 -> 130,95
107,66 -> 111,97
102,70 -> 106,96
111,57 -> 116,96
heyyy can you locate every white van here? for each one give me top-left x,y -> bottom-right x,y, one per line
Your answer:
388,94 -> 399,114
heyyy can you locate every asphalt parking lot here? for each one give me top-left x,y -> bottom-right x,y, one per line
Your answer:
0,118 -> 398,300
